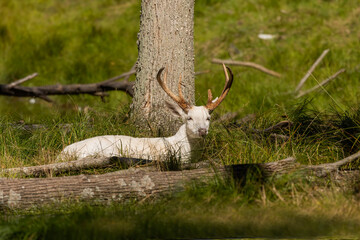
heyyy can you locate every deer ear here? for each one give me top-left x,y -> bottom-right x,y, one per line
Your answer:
165,101 -> 187,118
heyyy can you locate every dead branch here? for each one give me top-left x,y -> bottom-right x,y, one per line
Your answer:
234,120 -> 292,134
259,120 -> 293,133
6,73 -> 38,88
195,70 -> 210,76
305,150 -> 360,177
213,112 -> 239,124
296,68 -> 346,98
0,67 -> 213,102
6,122 -> 72,132
211,58 -> 282,78
1,157 -> 151,178
101,68 -> 136,84
295,49 -> 330,92
228,117 -> 292,142
0,70 -> 136,101
235,114 -> 257,126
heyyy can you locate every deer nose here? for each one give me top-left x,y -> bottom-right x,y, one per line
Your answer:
198,128 -> 208,137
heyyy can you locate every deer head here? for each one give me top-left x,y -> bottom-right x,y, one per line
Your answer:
157,64 -> 233,138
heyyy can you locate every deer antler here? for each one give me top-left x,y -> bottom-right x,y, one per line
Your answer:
206,64 -> 234,112
157,67 -> 191,112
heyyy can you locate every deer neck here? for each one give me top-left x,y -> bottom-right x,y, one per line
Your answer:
166,124 -> 189,145
165,124 -> 203,161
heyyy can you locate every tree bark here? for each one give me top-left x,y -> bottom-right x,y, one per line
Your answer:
131,0 -> 195,133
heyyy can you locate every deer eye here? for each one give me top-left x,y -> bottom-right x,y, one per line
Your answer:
206,117 -> 211,121
187,117 -> 193,121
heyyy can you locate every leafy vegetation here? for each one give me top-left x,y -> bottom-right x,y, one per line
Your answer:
1,0 -> 360,239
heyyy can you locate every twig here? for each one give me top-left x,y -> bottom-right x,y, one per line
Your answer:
211,58 -> 282,78
6,73 -> 38,89
296,68 -> 346,98
102,69 -> 136,84
195,70 -> 210,76
295,49 -> 330,93
123,63 -> 137,82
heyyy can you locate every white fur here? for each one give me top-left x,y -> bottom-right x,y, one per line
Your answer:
59,104 -> 211,162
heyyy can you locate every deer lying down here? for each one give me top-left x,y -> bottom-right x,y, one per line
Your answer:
59,64 -> 233,162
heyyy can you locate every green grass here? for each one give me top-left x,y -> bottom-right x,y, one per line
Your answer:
1,0 -> 360,239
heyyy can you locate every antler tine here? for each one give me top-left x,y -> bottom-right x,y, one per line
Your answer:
156,67 -> 191,112
207,89 -> 213,106
205,64 -> 234,112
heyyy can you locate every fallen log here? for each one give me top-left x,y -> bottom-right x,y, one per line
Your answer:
0,165 -> 219,210
0,152 -> 359,210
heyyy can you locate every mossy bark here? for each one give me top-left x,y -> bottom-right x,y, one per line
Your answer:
131,0 -> 195,134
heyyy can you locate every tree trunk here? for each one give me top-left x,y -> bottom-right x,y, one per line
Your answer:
131,0 -> 195,133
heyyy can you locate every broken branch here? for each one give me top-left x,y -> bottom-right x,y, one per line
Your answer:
6,73 -> 38,89
296,68 -> 346,98
295,49 -> 330,93
211,58 -> 282,78
1,157 -> 151,177
0,74 -> 135,100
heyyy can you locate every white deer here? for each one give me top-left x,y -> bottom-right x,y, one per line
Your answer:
59,64 -> 233,162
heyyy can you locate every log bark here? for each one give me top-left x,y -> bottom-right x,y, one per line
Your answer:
0,166 -> 219,210
131,0 -> 195,133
